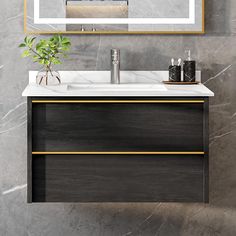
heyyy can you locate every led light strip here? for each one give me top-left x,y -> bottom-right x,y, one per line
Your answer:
34,0 -> 195,25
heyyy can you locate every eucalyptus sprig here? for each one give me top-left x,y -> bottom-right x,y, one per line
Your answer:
19,35 -> 71,72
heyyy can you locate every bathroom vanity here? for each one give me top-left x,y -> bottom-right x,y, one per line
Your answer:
23,71 -> 214,203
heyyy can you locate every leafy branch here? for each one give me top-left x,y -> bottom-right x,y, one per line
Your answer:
19,35 -> 71,72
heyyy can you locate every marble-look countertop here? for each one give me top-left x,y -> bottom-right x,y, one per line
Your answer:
22,71 -> 214,97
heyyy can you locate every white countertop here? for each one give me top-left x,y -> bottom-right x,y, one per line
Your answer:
22,71 -> 214,97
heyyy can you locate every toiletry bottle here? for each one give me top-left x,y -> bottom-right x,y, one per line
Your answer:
169,58 -> 181,82
183,50 -> 196,82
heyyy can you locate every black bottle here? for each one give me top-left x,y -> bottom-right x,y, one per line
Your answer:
183,50 -> 196,82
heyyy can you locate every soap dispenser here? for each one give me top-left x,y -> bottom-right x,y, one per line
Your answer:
183,50 -> 196,82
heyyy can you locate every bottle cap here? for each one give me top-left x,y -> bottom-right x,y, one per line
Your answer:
185,50 -> 192,61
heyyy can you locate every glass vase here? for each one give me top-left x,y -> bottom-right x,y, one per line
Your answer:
36,69 -> 61,86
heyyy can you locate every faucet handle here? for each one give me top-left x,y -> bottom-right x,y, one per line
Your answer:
111,49 -> 120,61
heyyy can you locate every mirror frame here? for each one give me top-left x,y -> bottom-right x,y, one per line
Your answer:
24,0 -> 205,35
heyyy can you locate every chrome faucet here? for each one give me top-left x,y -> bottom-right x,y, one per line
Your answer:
111,49 -> 120,84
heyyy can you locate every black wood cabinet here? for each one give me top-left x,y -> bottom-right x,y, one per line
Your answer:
28,97 -> 209,203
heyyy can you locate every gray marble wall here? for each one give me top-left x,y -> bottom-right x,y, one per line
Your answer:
1,0 -> 236,235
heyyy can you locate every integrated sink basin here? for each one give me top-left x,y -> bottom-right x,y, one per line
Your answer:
67,83 -> 168,91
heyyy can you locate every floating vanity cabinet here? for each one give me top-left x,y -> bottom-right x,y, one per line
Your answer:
27,97 -> 209,203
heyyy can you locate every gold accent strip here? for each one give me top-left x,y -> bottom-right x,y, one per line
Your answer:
32,100 -> 205,104
202,0 -> 205,34
25,30 -> 205,35
24,0 -> 205,35
32,152 -> 205,155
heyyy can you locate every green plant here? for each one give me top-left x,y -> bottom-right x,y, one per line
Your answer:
19,35 -> 71,72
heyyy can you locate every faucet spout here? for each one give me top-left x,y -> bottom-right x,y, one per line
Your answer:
111,49 -> 120,84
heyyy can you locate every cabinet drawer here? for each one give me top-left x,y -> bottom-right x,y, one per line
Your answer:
32,154 -> 204,202
32,102 -> 204,152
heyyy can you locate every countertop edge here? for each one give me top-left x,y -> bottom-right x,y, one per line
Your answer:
22,85 -> 215,97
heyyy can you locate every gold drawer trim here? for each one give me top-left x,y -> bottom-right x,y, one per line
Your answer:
32,100 -> 204,104
32,152 -> 205,155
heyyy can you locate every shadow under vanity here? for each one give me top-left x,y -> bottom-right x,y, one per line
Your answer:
23,71 -> 214,203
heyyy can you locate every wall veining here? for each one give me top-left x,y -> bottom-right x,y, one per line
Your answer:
1,0 -> 236,235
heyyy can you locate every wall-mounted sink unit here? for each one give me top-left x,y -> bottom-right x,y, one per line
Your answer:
23,71 -> 214,203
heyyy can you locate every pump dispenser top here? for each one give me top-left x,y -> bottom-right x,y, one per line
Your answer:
185,50 -> 192,61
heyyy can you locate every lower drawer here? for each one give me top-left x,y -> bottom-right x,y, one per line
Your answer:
31,154 -> 204,202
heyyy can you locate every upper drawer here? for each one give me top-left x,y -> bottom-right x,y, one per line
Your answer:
31,100 -> 204,152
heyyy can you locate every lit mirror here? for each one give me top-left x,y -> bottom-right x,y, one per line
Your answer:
25,0 -> 204,34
